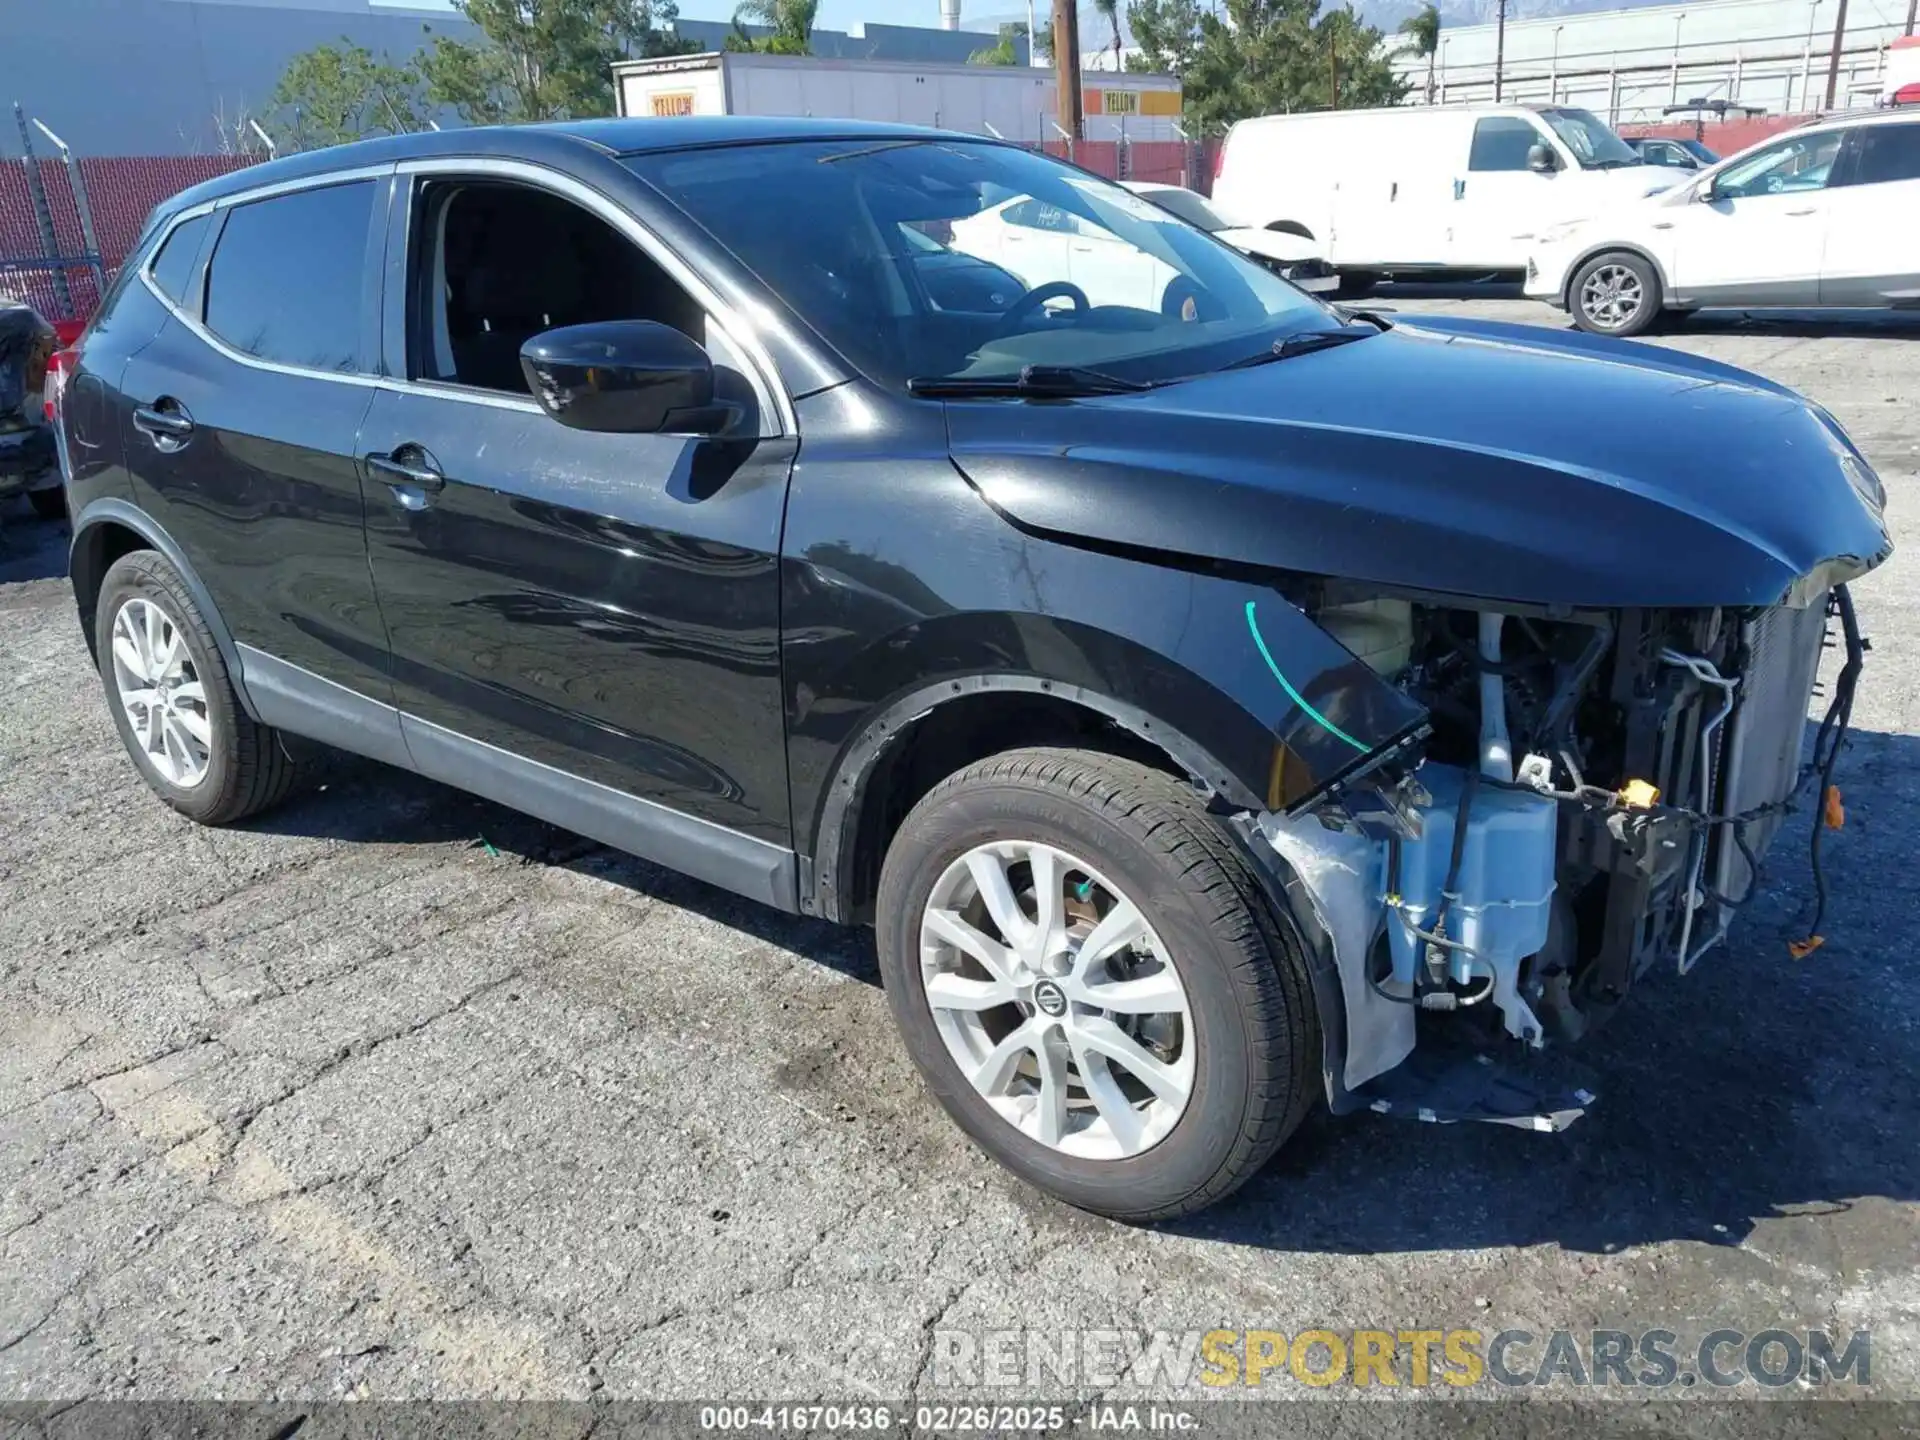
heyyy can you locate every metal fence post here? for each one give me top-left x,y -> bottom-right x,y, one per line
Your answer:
31,118 -> 104,304
13,103 -> 72,317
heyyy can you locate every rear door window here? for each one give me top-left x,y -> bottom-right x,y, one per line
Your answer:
147,213 -> 211,309
203,181 -> 375,374
1844,122 -> 1920,186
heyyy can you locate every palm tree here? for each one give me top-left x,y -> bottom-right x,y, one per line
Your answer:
970,22 -> 1028,65
1093,0 -> 1125,71
1399,3 -> 1442,104
728,0 -> 819,56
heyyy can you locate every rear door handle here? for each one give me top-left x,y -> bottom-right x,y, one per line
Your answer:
1786,207 -> 1819,217
367,450 -> 446,509
132,403 -> 194,448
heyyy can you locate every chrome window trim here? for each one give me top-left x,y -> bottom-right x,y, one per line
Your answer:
139,168 -> 393,390
394,155 -> 794,436
135,158 -> 794,432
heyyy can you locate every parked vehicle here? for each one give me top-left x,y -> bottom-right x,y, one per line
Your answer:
1120,182 -> 1338,294
1626,136 -> 1719,169
0,299 -> 63,518
1212,103 -> 1679,280
58,120 -> 1886,1220
1529,109 -> 1920,336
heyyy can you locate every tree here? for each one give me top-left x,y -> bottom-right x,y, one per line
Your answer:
1178,0 -> 1406,134
725,0 -> 819,55
419,0 -> 694,125
1093,0 -> 1125,71
1126,0 -> 1205,77
1398,2 -> 1441,103
970,22 -> 1029,66
270,39 -> 432,150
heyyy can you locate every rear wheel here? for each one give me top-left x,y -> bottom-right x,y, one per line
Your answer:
1570,250 -> 1662,337
876,748 -> 1318,1221
96,550 -> 299,825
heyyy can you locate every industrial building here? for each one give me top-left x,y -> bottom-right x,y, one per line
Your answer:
1396,0 -> 1916,127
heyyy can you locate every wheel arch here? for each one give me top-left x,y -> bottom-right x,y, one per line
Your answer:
809,672 -> 1253,929
70,497 -> 262,722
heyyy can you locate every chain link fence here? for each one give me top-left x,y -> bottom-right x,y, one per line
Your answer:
1,116 -> 259,323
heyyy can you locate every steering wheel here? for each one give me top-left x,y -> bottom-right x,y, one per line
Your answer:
998,281 -> 1089,333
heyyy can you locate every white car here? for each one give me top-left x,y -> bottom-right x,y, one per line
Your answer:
945,183 -> 1337,317
1120,182 -> 1339,294
1528,108 -> 1920,337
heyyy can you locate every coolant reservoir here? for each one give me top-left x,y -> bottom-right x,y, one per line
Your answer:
1317,597 -> 1413,677
1385,763 -> 1556,1044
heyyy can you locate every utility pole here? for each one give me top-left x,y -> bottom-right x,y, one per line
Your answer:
1053,0 -> 1083,140
1494,0 -> 1508,102
1330,31 -> 1341,109
1823,0 -> 1850,107
1907,0 -> 1916,38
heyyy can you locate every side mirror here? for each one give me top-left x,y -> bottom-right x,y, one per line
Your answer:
1526,142 -> 1559,174
519,320 -> 727,435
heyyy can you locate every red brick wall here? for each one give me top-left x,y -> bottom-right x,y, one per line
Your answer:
0,154 -> 260,320
1619,115 -> 1810,161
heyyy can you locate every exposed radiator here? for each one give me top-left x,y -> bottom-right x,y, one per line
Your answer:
1711,595 -> 1832,903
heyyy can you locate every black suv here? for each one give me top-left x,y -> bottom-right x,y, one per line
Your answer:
58,120 -> 1887,1220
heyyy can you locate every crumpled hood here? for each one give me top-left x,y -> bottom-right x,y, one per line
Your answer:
946,315 -> 1890,609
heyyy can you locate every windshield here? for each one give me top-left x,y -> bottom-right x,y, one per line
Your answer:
1541,108 -> 1644,168
1132,186 -> 1229,233
626,139 -> 1331,390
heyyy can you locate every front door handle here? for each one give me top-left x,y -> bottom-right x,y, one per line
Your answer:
132,402 -> 194,449
367,450 -> 447,509
1785,207 -> 1819,217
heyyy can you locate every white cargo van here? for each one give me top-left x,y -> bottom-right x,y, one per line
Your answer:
1211,104 -> 1679,279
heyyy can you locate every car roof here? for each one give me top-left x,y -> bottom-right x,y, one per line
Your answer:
155,117 -> 975,218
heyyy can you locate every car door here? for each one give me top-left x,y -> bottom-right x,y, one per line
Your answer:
357,163 -> 796,860
1665,128 -> 1843,305
115,171 -> 394,705
1818,119 -> 1920,305
1449,116 -> 1566,268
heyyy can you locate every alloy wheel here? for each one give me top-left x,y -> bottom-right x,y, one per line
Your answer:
919,840 -> 1194,1159
1580,263 -> 1645,331
110,597 -> 211,788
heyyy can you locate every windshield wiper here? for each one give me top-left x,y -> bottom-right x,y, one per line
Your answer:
906,364 -> 1159,398
1219,327 -> 1375,372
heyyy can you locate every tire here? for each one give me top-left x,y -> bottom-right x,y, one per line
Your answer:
1569,250 -> 1662,337
876,747 -> 1319,1222
96,550 -> 298,826
27,485 -> 66,521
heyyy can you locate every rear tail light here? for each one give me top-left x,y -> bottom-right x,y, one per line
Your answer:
1212,143 -> 1226,182
45,347 -> 77,423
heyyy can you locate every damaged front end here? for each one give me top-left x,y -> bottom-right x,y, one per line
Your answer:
1251,581 -> 1868,1131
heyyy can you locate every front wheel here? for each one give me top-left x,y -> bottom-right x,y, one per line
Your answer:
876,748 -> 1319,1221
1569,250 -> 1663,337
96,550 -> 299,825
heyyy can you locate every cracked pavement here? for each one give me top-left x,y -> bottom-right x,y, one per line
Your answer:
1,294 -> 1917,1417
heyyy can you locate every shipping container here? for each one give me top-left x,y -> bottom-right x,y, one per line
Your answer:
612,52 -> 1183,146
